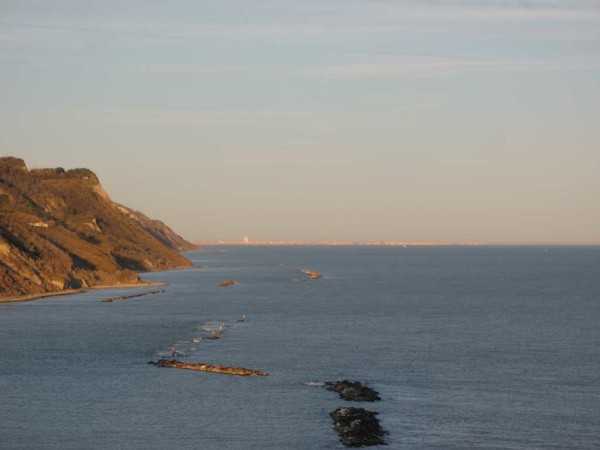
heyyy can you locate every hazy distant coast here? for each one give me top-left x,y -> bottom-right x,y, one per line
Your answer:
194,240 -> 481,246
196,240 -> 600,247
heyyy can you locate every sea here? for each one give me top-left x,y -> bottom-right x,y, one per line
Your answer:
1,246 -> 599,449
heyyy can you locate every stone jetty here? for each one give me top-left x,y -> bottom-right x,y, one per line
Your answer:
299,269 -> 322,279
148,359 -> 267,377
326,380 -> 381,402
101,289 -> 165,303
330,407 -> 386,447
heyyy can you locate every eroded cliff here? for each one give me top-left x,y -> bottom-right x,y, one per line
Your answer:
0,157 -> 198,299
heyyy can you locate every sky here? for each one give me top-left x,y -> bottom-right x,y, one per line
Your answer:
1,0 -> 599,243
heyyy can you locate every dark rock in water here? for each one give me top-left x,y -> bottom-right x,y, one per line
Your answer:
330,407 -> 386,447
219,280 -> 237,287
326,380 -> 381,402
101,289 -> 165,303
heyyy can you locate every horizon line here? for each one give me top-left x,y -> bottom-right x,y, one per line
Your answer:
191,240 -> 600,247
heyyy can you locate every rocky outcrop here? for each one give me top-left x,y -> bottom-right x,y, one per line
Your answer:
0,157 -> 196,300
148,359 -> 267,376
330,407 -> 386,447
219,279 -> 237,287
299,269 -> 322,280
326,380 -> 381,402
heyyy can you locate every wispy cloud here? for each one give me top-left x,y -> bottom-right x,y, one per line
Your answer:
90,102 -> 436,127
127,64 -> 246,75
99,108 -> 327,127
302,56 -> 598,79
1,2 -> 598,46
119,53 -> 599,82
0,56 -> 44,64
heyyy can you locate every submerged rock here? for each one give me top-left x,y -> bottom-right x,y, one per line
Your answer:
148,359 -> 267,377
330,407 -> 386,447
219,280 -> 237,287
326,380 -> 381,402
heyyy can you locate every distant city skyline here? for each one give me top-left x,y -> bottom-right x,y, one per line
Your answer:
2,1 -> 599,244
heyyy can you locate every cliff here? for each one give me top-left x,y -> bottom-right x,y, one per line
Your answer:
114,204 -> 197,252
0,157 -> 198,299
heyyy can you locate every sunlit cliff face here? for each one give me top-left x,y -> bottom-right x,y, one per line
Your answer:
0,157 -> 195,299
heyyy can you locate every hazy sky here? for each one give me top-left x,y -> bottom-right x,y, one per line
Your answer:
1,0 -> 599,243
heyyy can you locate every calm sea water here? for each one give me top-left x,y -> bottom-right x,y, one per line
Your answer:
1,246 -> 599,449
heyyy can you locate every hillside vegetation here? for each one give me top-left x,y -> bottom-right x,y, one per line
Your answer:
0,157 -> 197,299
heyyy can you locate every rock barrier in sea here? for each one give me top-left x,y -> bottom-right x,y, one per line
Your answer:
326,380 -> 381,402
148,359 -> 267,377
330,407 -> 386,447
101,289 -> 165,303
298,269 -> 323,280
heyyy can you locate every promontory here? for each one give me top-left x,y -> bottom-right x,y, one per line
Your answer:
0,157 -> 197,300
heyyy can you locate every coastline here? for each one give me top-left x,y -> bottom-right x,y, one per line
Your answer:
0,281 -> 167,304
0,264 -> 201,304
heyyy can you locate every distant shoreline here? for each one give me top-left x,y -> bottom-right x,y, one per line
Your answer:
195,242 -> 600,247
196,241 -> 480,246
